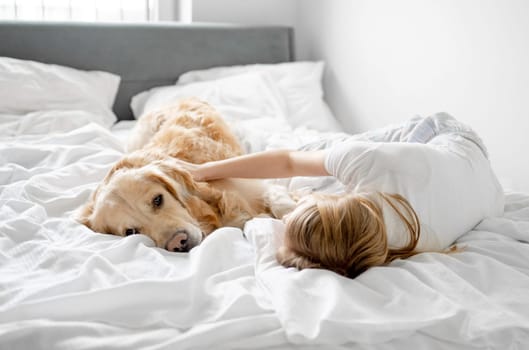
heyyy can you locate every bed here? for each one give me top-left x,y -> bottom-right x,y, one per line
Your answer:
1,21 -> 529,350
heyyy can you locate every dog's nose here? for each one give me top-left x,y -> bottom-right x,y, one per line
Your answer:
166,232 -> 189,252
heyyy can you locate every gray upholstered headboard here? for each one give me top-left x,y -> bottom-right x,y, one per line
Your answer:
0,20 -> 294,120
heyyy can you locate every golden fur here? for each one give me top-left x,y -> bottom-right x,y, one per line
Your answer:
77,98 -> 293,252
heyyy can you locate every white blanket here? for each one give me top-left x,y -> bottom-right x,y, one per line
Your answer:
1,112 -> 529,349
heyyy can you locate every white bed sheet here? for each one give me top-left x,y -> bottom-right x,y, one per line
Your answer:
1,112 -> 529,349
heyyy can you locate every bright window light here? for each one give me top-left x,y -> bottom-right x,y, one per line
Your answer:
0,0 -> 155,22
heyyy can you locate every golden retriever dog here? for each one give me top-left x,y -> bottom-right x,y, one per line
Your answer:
77,98 -> 294,252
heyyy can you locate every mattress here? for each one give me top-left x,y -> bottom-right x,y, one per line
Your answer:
1,110 -> 529,349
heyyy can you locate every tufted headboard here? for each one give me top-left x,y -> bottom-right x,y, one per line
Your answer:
0,20 -> 294,120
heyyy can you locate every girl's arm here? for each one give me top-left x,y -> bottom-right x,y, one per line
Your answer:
176,149 -> 330,181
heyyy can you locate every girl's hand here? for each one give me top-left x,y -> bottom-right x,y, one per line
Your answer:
172,159 -> 206,182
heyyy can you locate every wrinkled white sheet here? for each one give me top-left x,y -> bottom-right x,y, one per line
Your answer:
1,112 -> 529,349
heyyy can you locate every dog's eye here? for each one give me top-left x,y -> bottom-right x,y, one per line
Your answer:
124,228 -> 138,236
152,194 -> 163,208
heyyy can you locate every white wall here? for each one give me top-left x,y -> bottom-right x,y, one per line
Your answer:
296,0 -> 529,192
157,0 -> 178,21
192,0 -> 297,26
181,0 -> 528,193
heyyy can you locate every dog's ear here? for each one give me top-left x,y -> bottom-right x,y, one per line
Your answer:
74,189 -> 97,229
179,177 -> 224,234
74,158 -> 134,230
75,206 -> 92,228
74,152 -> 149,229
157,160 -> 261,226
184,194 -> 222,234
155,161 -> 220,201
151,162 -> 200,199
148,164 -> 223,234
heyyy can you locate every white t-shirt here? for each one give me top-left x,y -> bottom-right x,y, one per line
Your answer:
324,122 -> 504,251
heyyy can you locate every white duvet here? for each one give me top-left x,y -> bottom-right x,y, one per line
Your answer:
1,111 -> 529,349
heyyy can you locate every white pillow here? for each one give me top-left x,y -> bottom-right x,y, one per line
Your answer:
177,61 -> 343,132
0,56 -> 120,128
131,71 -> 287,123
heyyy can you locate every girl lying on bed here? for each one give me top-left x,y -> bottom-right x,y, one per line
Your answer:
177,113 -> 505,278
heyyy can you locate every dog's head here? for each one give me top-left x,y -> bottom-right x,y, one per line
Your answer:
76,153 -> 222,252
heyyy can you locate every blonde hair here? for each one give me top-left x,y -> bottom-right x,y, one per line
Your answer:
277,192 -> 420,278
